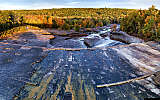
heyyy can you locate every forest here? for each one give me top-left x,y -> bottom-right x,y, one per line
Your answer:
0,6 -> 160,41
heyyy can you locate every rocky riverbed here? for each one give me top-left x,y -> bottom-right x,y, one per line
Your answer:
0,26 -> 160,100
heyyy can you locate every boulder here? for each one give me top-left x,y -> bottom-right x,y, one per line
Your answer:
84,37 -> 101,47
110,31 -> 144,44
100,33 -> 109,38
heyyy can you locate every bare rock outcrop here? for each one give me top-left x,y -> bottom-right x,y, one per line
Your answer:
110,31 -> 144,44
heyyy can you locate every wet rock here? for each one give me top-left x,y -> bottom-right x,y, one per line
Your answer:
84,37 -> 101,47
110,31 -> 144,44
100,33 -> 109,38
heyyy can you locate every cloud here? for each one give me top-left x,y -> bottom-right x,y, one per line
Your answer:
67,2 -> 80,5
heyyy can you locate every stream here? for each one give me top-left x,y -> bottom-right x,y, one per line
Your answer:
15,27 -> 160,100
0,25 -> 159,100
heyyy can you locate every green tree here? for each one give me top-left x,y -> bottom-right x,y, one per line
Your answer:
74,24 -> 80,32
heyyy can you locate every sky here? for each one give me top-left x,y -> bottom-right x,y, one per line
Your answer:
0,0 -> 160,10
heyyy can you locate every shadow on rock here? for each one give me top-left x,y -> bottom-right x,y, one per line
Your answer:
19,32 -> 37,39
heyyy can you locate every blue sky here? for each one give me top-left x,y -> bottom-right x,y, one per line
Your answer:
0,0 -> 160,10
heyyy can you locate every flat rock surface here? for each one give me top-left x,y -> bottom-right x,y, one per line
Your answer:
0,42 -> 47,100
15,49 -> 160,100
113,43 -> 160,73
0,29 -> 160,100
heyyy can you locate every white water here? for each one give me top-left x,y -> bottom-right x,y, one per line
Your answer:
79,28 -> 124,48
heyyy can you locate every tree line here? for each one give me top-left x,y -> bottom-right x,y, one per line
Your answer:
121,5 -> 160,41
0,8 -> 133,30
0,8 -> 132,39
0,7 -> 159,41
